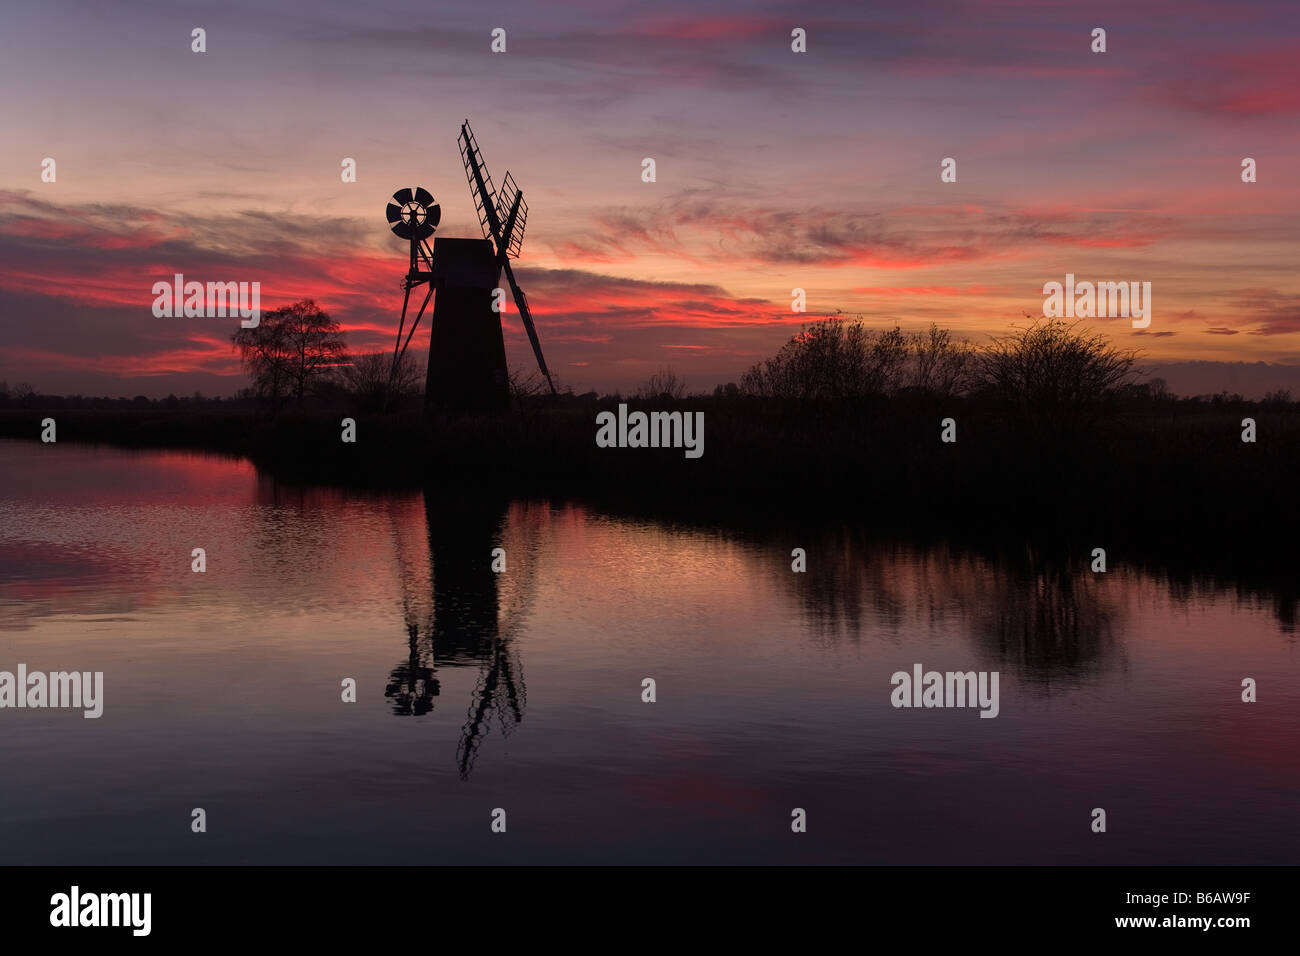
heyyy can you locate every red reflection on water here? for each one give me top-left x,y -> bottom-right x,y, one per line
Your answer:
0,440 -> 256,507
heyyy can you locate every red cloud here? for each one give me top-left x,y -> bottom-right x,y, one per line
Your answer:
1167,42 -> 1300,117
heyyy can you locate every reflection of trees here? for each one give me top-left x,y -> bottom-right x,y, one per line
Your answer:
1157,557 -> 1300,639
385,492 -> 542,778
788,531 -> 1122,678
792,528 -> 904,644
965,548 -> 1120,678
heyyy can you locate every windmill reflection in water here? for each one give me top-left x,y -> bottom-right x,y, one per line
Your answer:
384,492 -> 541,779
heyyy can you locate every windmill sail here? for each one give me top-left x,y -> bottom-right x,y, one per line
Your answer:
501,262 -> 553,388
459,120 -> 557,395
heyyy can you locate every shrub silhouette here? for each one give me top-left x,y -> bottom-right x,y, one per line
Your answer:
974,318 -> 1139,440
739,317 -> 973,400
340,351 -> 421,411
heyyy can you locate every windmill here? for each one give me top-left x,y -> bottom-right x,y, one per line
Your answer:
458,120 -> 556,396
383,121 -> 556,414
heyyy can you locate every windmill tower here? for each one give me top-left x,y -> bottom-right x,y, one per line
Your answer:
384,121 -> 556,415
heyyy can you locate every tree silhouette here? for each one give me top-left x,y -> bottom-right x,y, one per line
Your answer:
636,365 -> 686,400
232,299 -> 348,409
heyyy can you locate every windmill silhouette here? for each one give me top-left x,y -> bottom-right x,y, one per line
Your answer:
384,120 -> 555,413
383,492 -> 540,778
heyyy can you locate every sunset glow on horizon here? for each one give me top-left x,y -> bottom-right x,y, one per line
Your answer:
2,0 -> 1298,397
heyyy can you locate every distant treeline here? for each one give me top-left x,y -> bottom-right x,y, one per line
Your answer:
3,315 -> 1298,536
712,315 -> 1295,409
3,314 -> 1297,411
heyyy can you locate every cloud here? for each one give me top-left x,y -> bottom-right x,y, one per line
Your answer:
0,194 -> 797,394
1222,288 -> 1300,335
1158,40 -> 1300,117
553,196 -> 1180,270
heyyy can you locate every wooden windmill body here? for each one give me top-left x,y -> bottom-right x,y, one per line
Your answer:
385,121 -> 556,414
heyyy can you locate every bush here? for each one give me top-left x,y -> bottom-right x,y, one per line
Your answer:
636,366 -> 686,400
739,318 -> 973,400
974,318 -> 1139,438
340,351 -> 421,411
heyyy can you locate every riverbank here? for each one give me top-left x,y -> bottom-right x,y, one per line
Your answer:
2,396 -> 1295,537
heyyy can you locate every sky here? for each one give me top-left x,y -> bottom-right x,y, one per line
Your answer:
1,0 -> 1298,397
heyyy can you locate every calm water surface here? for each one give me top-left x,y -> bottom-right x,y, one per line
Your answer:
1,439 -> 1297,864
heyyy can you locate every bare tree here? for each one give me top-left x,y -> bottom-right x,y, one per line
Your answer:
232,299 -> 348,409
11,382 -> 36,407
907,324 -> 975,398
636,365 -> 686,400
340,351 -> 421,410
